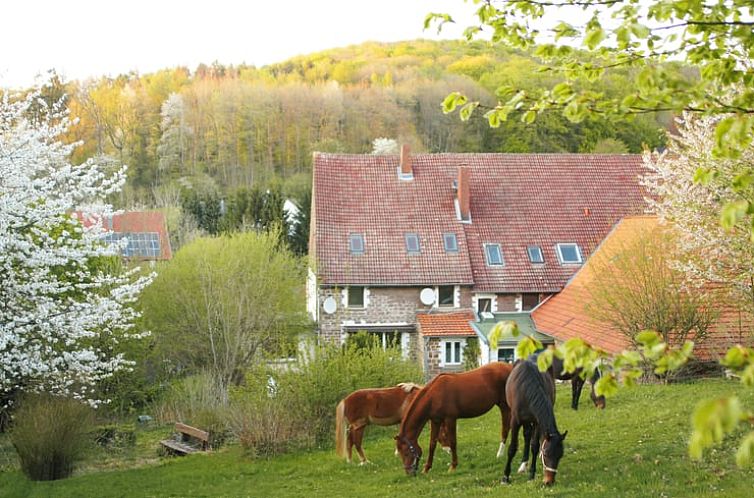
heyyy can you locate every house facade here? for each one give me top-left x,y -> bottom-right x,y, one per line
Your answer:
308,146 -> 646,377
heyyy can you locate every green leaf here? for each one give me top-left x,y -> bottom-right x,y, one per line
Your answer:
636,330 -> 661,347
459,102 -> 479,122
594,373 -> 619,398
693,167 -> 715,184
521,110 -> 537,124
536,348 -> 554,372
720,200 -> 749,229
442,92 -> 467,114
736,432 -> 754,467
488,320 -> 520,349
516,336 -> 543,360
584,26 -> 606,50
689,396 -> 742,460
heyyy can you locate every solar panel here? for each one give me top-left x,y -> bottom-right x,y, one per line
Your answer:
103,232 -> 161,258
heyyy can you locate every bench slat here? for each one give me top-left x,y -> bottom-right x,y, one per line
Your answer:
175,422 -> 209,442
160,439 -> 198,455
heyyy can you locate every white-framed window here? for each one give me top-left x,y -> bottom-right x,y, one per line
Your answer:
441,340 -> 463,366
556,243 -> 583,264
443,233 -> 458,253
405,233 -> 421,254
438,285 -> 455,307
527,245 -> 544,264
347,286 -> 366,308
349,233 -> 365,254
484,243 -> 504,266
497,347 -> 515,363
477,297 -> 492,313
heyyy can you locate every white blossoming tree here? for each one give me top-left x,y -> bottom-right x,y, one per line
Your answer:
642,115 -> 754,312
0,87 -> 152,410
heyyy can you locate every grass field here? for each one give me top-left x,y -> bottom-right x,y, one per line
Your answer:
1,379 -> 753,497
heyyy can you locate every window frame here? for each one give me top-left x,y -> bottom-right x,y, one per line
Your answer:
477,297 -> 492,313
442,340 -> 463,366
443,233 -> 459,253
437,285 -> 455,308
527,245 -> 544,264
556,243 -> 583,264
349,233 -> 365,255
521,293 -> 540,311
347,286 -> 366,309
484,243 -> 504,266
497,347 -> 516,364
405,233 -> 421,254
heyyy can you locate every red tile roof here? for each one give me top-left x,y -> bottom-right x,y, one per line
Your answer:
312,153 -> 646,291
532,216 -> 754,360
417,311 -> 476,337
108,211 -> 172,260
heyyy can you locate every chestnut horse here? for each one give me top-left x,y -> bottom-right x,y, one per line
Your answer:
336,383 -> 431,464
503,360 -> 567,486
395,362 -> 514,475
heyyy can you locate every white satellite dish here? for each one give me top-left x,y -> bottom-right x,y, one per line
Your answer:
322,296 -> 337,315
419,288 -> 436,306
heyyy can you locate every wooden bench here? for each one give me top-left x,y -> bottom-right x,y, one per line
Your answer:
160,422 -> 210,455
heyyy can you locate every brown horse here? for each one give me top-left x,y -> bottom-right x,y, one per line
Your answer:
336,382 -> 428,464
503,360 -> 567,486
395,362 -> 514,475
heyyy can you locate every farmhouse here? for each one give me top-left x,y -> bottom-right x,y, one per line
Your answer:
309,146 -> 648,376
77,210 -> 172,261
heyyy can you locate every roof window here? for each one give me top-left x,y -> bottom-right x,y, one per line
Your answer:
405,233 -> 421,254
349,233 -> 365,254
484,243 -> 504,266
556,243 -> 583,264
527,245 -> 544,264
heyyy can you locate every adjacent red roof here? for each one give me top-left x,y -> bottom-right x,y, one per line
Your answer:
532,216 -> 753,360
108,211 -> 172,260
312,153 -> 646,291
417,311 -> 476,337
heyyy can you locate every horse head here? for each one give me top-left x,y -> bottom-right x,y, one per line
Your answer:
394,434 -> 421,476
540,430 -> 567,486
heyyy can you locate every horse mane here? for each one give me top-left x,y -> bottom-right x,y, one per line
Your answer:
399,374 -> 448,434
517,361 -> 557,435
397,382 -> 423,393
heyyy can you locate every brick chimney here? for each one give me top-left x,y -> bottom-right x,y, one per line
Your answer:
398,144 -> 413,180
458,166 -> 471,222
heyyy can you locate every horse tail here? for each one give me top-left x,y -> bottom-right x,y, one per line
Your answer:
335,399 -> 348,459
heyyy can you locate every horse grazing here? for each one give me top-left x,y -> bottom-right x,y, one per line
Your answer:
335,383 -> 425,464
549,356 -> 605,410
395,362 -> 513,476
503,360 -> 567,486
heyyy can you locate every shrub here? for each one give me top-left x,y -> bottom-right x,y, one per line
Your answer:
11,394 -> 94,481
154,371 -> 230,448
92,424 -> 136,450
229,339 -> 422,455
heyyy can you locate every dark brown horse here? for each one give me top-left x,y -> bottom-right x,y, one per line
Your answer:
336,383 -> 427,464
395,362 -> 514,475
549,356 -> 605,410
503,360 -> 567,486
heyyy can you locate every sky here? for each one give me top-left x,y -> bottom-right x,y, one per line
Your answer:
0,0 -> 480,89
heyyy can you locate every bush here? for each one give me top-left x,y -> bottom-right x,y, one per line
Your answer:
154,371 -> 230,449
92,424 -> 136,450
11,394 -> 94,481
229,339 -> 422,456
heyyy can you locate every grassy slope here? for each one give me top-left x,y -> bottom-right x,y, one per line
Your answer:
1,379 -> 753,498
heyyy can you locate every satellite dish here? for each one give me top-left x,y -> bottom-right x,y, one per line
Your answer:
323,296 -> 337,315
420,288 -> 436,306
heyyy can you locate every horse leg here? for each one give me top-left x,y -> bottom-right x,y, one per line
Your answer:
496,403 -> 510,458
502,421 -> 520,484
528,425 -> 541,481
352,425 -> 368,465
445,419 -> 458,472
423,419 -> 441,474
518,423 -> 532,473
346,426 -> 354,464
572,376 -> 585,410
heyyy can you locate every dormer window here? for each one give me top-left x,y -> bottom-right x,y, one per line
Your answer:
405,233 -> 421,254
484,243 -> 504,266
556,243 -> 583,264
527,245 -> 544,264
443,233 -> 458,253
349,233 -> 365,254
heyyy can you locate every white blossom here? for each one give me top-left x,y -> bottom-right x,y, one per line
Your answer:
642,114 -> 754,310
0,86 -> 152,404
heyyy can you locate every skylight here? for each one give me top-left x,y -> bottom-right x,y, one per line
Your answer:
556,243 -> 582,264
405,233 -> 421,254
527,245 -> 544,264
443,233 -> 458,253
349,233 -> 365,254
484,243 -> 504,266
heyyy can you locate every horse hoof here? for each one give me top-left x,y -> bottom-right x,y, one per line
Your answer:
448,466 -> 456,473
501,476 -> 511,485
442,446 -> 451,455
517,462 -> 528,474
359,460 -> 369,466
422,467 -> 431,474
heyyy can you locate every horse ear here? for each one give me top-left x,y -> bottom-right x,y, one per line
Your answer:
562,430 -> 568,440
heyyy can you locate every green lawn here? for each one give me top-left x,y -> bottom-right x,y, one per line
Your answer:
1,379 -> 753,497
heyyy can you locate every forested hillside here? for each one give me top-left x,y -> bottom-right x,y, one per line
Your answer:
42,40 -> 672,209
